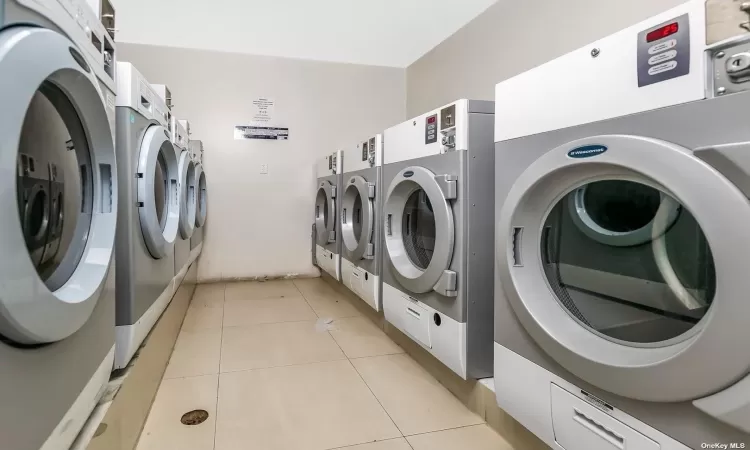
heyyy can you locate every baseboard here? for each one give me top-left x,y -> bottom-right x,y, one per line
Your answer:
318,273 -> 549,449
86,263 -> 198,450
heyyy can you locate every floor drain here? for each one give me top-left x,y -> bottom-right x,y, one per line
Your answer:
181,410 -> 209,425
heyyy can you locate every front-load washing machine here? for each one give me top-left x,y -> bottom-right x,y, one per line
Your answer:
340,135 -> 383,311
172,119 -> 197,288
189,142 -> 207,261
494,2 -> 750,448
114,62 -> 180,369
382,100 -> 495,380
0,0 -> 118,448
315,151 -> 343,281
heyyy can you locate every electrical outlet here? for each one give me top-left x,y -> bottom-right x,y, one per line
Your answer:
260,164 -> 268,174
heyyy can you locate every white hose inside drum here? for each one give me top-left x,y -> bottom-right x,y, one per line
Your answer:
651,197 -> 705,311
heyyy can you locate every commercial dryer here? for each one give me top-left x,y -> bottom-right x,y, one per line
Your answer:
493,1 -> 750,448
189,140 -> 207,260
315,151 -> 343,281
114,62 -> 179,369
382,100 -> 495,380
340,135 -> 383,311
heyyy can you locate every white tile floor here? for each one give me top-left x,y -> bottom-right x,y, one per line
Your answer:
136,278 -> 514,450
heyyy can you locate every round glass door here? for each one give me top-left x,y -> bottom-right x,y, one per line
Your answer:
383,166 -> 455,294
137,126 -> 179,259
195,164 -> 207,228
544,179 -> 714,345
178,151 -> 196,239
0,27 -> 117,344
402,189 -> 436,269
341,176 -> 374,260
315,180 -> 335,246
497,135 -> 750,402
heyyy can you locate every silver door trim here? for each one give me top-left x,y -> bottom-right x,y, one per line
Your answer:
341,175 -> 374,261
177,151 -> 196,239
0,27 -> 118,344
497,134 -> 750,402
383,166 -> 455,294
315,180 -> 336,246
137,125 -> 179,258
194,163 -> 207,228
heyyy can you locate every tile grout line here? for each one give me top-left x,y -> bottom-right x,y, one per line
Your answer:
212,282 -> 227,450
321,310 -> 412,446
295,280 -> 323,319
345,357 -> 406,439
401,422 -> 489,439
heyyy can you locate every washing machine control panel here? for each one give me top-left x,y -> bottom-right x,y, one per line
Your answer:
425,114 -> 438,145
637,14 -> 690,87
360,137 -> 377,167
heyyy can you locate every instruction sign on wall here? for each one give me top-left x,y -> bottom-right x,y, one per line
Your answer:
235,96 -> 288,140
234,126 -> 289,140
251,98 -> 275,124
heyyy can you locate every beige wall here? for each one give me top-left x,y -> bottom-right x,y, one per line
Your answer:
406,0 -> 688,117
119,43 -> 406,282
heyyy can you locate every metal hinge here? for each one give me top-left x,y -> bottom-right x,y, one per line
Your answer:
331,185 -> 337,198
364,243 -> 375,260
367,182 -> 375,199
433,270 -> 458,297
435,174 -> 457,200
328,230 -> 336,243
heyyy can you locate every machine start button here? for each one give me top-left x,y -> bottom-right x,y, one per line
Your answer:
648,60 -> 678,75
648,39 -> 677,55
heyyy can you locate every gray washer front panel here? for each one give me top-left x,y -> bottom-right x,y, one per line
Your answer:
115,107 -> 176,326
0,5 -> 116,449
316,173 -> 342,257
383,110 -> 495,379
342,166 -> 380,276
494,90 -> 750,447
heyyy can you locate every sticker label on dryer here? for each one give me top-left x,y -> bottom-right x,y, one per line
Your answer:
580,390 -> 614,414
567,145 -> 608,158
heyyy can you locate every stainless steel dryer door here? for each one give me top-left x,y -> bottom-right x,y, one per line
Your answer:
0,27 -> 117,344
341,175 -> 375,261
497,134 -> 750,402
315,180 -> 337,246
194,163 -> 207,228
137,125 -> 179,259
384,166 -> 457,297
177,151 -> 196,239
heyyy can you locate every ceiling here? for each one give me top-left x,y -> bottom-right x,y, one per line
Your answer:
116,0 -> 498,67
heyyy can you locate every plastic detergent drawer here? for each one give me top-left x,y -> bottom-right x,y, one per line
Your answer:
551,384 -> 660,450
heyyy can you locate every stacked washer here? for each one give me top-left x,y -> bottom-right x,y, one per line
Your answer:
314,151 -> 343,280
114,62 -> 180,369
493,2 -> 750,448
0,0 -> 119,448
188,139 -> 207,260
381,100 -> 495,380
340,136 -> 383,311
